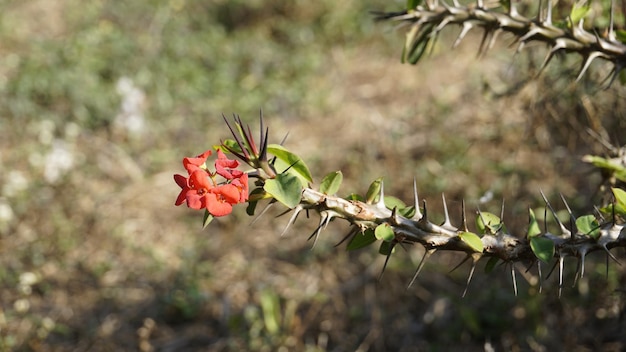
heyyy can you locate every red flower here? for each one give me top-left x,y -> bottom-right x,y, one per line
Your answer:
231,173 -> 249,202
175,149 -> 250,218
214,149 -> 240,179
205,184 -> 241,217
183,150 -> 212,174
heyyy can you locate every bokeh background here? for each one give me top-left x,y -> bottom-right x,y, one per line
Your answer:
1,0 -> 626,350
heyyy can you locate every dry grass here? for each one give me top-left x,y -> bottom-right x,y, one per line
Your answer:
1,0 -> 626,351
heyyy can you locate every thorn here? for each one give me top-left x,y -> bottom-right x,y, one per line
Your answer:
537,260 -> 543,294
449,254 -> 471,274
421,200 -> 428,223
308,212 -> 333,249
453,0 -> 461,7
576,52 -> 605,82
408,248 -> 436,288
601,244 -> 621,265
537,0 -> 544,22
608,0 -> 616,42
453,22 -> 474,48
391,206 -> 401,226
476,0 -> 484,8
511,264 -> 518,296
334,227 -> 358,247
602,63 -> 624,90
441,193 -> 454,230
280,205 -> 303,237
462,254 -> 481,297
579,248 -> 587,279
250,200 -> 275,226
558,255 -> 564,298
376,180 -> 386,210
412,178 -> 423,220
379,242 -> 396,281
559,193 -> 577,237
461,199 -> 469,232
540,189 -> 570,237
545,0 -> 553,26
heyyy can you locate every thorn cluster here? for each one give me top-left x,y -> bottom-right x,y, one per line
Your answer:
286,183 -> 626,296
376,0 -> 626,86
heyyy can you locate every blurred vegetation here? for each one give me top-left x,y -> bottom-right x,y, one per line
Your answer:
0,0 -> 625,351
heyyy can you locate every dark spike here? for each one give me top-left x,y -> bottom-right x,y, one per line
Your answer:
335,227 -> 358,247
537,260 -> 543,293
461,199 -> 469,232
379,242 -> 396,281
449,254 -> 471,274
511,264 -> 518,296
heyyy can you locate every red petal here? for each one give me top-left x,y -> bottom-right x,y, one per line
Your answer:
205,193 -> 233,217
189,170 -> 213,190
186,192 -> 204,210
214,184 -> 240,204
183,150 -> 212,173
174,174 -> 189,188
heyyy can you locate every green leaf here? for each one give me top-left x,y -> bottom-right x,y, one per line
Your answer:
267,144 -> 313,184
374,223 -> 395,242
219,139 -> 243,154
613,188 -> 626,208
365,177 -> 383,204
347,229 -> 377,250
379,241 -> 395,255
484,257 -> 499,273
576,214 -> 600,238
527,208 -> 541,238
263,173 -> 302,209
398,205 -> 416,218
617,29 -> 626,44
582,155 -> 626,182
458,232 -> 484,253
530,236 -> 555,263
406,0 -> 421,10
384,196 -> 406,210
202,210 -> 214,229
569,2 -> 591,24
319,171 -> 343,195
346,193 -> 364,202
476,212 -> 503,234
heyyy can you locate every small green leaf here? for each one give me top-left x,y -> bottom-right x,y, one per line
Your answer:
379,241 -> 395,255
398,205 -> 416,218
347,229 -> 377,250
320,171 -> 343,195
530,236 -> 555,263
365,177 -> 383,204
263,173 -> 302,209
407,0 -> 421,10
384,196 -> 406,210
346,193 -> 364,202
267,144 -> 313,183
484,257 -> 499,273
569,2 -> 591,24
527,208 -> 541,238
613,188 -> 626,208
576,214 -> 600,238
374,223 -> 395,242
219,139 -> 243,154
617,29 -> 626,44
582,155 -> 626,182
459,232 -> 484,253
202,210 -> 214,229
476,212 -> 503,234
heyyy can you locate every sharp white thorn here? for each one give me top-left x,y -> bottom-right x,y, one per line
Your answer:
441,193 -> 453,229
280,205 -> 303,236
558,255 -> 564,298
511,264 -> 518,296
540,189 -> 570,237
453,22 -> 474,48
413,178 -> 423,220
576,51 -> 605,82
408,249 -> 435,288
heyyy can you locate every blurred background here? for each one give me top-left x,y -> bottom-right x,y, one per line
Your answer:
1,0 -> 626,350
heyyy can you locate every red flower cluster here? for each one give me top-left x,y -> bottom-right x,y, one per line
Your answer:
174,149 -> 249,217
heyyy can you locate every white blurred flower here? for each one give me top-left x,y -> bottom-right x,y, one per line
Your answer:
114,76 -> 146,136
43,139 -> 75,184
0,199 -> 14,224
2,170 -> 29,197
